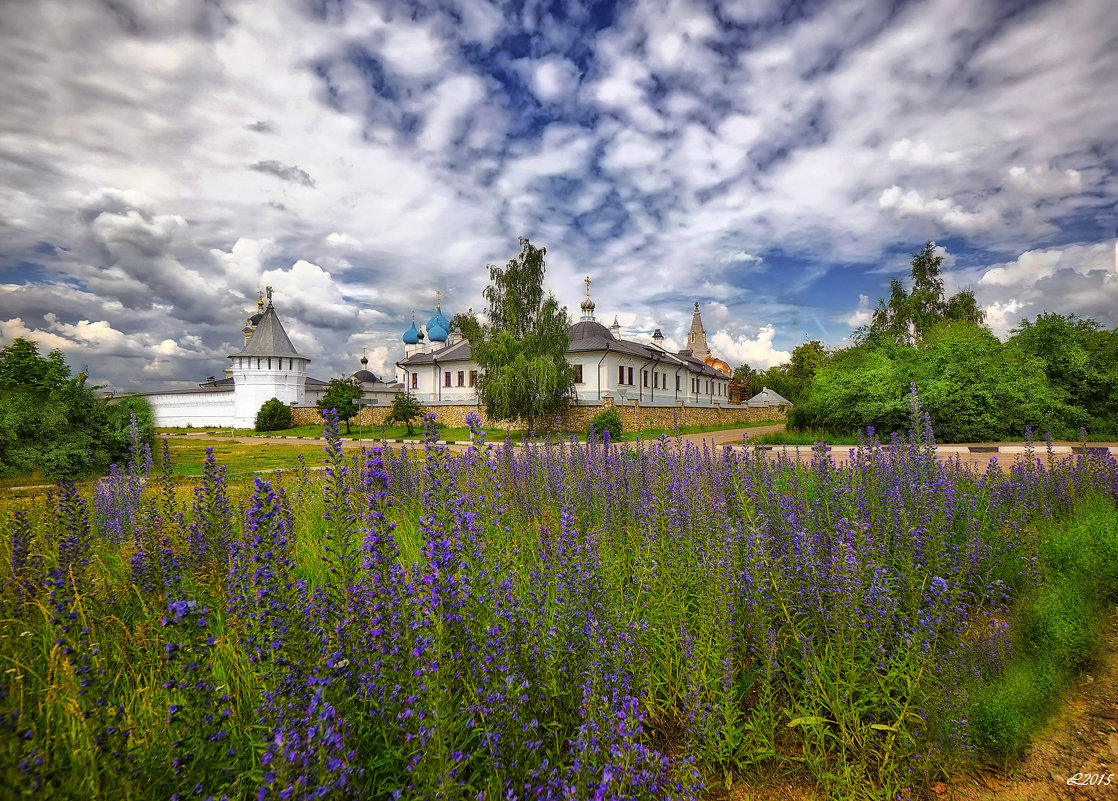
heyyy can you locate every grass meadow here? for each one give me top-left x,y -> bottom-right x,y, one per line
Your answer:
154,417 -> 781,445
2,390 -> 1117,800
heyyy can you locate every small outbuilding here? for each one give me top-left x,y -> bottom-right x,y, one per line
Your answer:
746,387 -> 792,408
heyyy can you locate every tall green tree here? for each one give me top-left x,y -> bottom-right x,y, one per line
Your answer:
1008,313 -> 1118,431
455,237 -> 576,432
788,340 -> 827,388
0,337 -> 122,479
0,338 -> 71,389
861,242 -> 986,345
943,288 -> 986,327
317,378 -> 364,434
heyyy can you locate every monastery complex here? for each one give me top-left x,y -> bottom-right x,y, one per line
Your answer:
138,281 -> 790,431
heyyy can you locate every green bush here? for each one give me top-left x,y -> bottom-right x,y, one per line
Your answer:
108,395 -> 156,452
255,398 -> 293,432
588,407 -> 622,441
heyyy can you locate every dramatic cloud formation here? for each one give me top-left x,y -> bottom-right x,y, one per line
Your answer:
0,0 -> 1114,390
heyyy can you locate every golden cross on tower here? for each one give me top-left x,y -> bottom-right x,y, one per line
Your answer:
257,289 -> 264,309
584,275 -> 591,300
435,290 -> 442,309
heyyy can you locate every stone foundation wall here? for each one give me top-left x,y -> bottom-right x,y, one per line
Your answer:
291,397 -> 787,432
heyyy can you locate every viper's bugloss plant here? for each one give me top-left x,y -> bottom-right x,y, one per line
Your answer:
2,385 -> 1117,800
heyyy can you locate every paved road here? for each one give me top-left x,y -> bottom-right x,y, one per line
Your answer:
680,426 -> 1118,472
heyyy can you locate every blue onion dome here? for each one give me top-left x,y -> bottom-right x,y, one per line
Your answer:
428,321 -> 448,343
403,320 -> 420,344
426,308 -> 451,333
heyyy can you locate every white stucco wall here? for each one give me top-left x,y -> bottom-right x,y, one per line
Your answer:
147,391 -> 237,428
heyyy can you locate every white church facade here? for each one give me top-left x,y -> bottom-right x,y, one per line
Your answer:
139,280 -> 743,429
396,280 -> 732,408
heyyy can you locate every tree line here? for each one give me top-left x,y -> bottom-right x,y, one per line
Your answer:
743,243 -> 1118,441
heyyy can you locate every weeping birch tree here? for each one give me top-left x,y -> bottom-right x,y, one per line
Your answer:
454,238 -> 576,432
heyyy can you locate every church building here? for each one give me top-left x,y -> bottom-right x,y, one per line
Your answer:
395,278 -> 732,406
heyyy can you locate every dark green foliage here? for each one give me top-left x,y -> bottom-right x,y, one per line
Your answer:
108,395 -> 156,451
588,407 -> 623,441
455,237 -> 576,430
788,340 -> 827,387
0,337 -> 71,390
385,392 -> 423,435
1008,312 -> 1118,433
316,378 -> 363,433
0,337 -> 123,479
790,323 -> 1082,440
255,398 -> 294,432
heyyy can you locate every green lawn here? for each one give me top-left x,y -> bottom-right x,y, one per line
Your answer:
747,429 -> 858,446
155,423 -> 528,442
619,418 -> 782,441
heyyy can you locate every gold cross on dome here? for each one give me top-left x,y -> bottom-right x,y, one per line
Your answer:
584,275 -> 591,299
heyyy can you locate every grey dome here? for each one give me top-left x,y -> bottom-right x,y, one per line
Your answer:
569,320 -> 613,342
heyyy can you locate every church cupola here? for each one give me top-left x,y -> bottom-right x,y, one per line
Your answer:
403,310 -> 420,344
426,291 -> 450,344
610,315 -> 621,339
243,291 -> 266,345
579,276 -> 596,322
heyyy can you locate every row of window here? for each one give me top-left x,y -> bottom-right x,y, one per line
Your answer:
407,365 -> 725,396
689,377 -> 726,396
234,357 -> 299,371
443,370 -> 478,388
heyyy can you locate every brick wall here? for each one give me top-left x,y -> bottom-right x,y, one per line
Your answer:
292,397 -> 787,432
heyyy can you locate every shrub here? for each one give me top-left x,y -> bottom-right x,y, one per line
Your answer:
108,395 -> 156,453
588,407 -> 622,441
386,392 -> 423,435
255,398 -> 293,432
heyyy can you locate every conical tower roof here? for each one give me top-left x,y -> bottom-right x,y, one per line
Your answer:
230,292 -> 306,360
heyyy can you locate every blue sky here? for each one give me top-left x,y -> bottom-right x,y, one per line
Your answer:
0,0 -> 1114,389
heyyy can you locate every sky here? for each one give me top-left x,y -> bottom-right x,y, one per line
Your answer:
0,0 -> 1115,390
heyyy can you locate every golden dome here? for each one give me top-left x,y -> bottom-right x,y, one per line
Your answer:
712,358 -> 731,375
704,355 -> 715,366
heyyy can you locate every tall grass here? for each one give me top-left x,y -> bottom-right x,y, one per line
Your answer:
1,397 -> 1116,799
